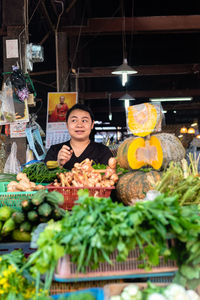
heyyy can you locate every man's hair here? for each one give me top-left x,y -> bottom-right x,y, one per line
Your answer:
66,103 -> 94,122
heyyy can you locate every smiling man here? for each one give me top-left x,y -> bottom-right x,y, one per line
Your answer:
44,103 -> 113,170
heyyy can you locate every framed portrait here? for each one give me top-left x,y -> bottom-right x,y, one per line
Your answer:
45,92 -> 77,149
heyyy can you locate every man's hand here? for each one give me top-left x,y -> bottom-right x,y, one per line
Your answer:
57,145 -> 73,166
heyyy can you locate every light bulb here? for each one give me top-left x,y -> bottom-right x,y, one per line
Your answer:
122,73 -> 128,86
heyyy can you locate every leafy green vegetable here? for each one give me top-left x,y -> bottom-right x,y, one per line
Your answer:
26,191 -> 200,290
22,162 -> 66,183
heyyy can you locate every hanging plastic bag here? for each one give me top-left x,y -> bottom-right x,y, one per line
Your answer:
1,80 -> 16,123
4,142 -> 21,174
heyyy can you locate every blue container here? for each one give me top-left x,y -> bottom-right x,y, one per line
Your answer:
51,287 -> 104,300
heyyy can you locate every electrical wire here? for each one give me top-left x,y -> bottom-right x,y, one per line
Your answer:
60,2 -> 87,91
129,0 -> 135,65
78,4 -> 121,52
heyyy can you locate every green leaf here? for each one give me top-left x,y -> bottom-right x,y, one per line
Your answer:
180,264 -> 200,279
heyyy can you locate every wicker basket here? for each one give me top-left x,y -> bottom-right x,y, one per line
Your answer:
54,243 -> 178,282
47,185 -> 114,210
50,279 -> 124,295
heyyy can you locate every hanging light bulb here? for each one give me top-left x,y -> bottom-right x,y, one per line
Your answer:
180,126 -> 188,134
188,127 -> 195,134
112,58 -> 138,86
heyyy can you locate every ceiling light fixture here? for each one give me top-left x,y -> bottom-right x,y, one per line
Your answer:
180,126 -> 188,134
150,97 -> 193,102
188,127 -> 195,134
112,58 -> 138,86
112,1 -> 138,86
118,93 -> 135,110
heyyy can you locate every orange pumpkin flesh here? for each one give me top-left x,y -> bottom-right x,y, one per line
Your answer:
128,136 -> 163,170
117,136 -> 163,170
128,103 -> 158,137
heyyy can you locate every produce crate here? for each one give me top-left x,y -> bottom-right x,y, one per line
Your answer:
50,279 -> 124,295
0,242 -> 35,257
47,185 -> 114,210
54,244 -> 178,282
51,287 -> 104,299
0,182 -> 47,211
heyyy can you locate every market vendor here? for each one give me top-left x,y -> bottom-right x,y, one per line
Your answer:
44,103 -> 113,170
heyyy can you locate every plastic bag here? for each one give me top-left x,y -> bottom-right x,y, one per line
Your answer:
1,80 -> 16,123
4,142 -> 21,174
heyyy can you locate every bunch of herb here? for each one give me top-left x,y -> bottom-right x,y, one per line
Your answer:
22,162 -> 66,183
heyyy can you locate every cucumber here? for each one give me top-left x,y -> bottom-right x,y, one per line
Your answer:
46,191 -> 64,206
31,190 -> 47,206
12,229 -> 31,242
12,211 -> 25,224
38,202 -> 52,217
1,217 -> 16,236
21,199 -> 34,212
27,210 -> 39,223
52,206 -> 66,220
0,206 -> 12,221
20,221 -> 32,232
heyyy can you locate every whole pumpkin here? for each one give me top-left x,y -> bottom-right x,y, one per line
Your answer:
117,133 -> 185,170
116,170 -> 161,206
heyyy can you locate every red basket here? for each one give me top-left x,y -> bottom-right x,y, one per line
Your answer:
47,185 -> 114,210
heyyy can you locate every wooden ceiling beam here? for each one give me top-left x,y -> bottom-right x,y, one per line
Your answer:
61,15 -> 200,35
74,64 -> 200,77
29,63 -> 200,77
79,89 -> 200,100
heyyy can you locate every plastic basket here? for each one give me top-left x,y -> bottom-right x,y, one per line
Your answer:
0,242 -> 35,257
50,279 -> 124,295
47,185 -> 114,210
0,182 -> 48,211
54,242 -> 178,282
51,287 -> 104,299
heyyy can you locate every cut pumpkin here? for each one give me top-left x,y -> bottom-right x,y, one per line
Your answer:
117,133 -> 185,170
128,103 -> 160,137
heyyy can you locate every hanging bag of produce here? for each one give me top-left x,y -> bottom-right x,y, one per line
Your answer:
4,142 -> 21,174
0,80 -> 16,124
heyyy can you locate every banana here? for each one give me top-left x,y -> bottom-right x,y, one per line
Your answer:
46,160 -> 59,169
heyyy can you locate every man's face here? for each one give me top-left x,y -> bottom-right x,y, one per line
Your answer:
60,96 -> 65,104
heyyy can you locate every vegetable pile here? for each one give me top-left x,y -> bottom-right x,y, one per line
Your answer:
109,282 -> 200,300
26,191 -> 200,290
0,190 -> 65,242
22,162 -> 66,183
156,159 -> 200,205
7,172 -> 45,192
53,158 -> 118,188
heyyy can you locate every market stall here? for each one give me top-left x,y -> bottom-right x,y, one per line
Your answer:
0,100 -> 199,299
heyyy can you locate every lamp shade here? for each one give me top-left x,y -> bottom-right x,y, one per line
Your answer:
188,127 -> 195,134
112,58 -> 138,75
180,126 -> 188,134
118,93 -> 135,101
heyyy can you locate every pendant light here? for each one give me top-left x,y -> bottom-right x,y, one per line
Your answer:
112,0 -> 138,86
118,93 -> 135,130
112,58 -> 138,86
188,127 -> 195,134
180,126 -> 188,134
